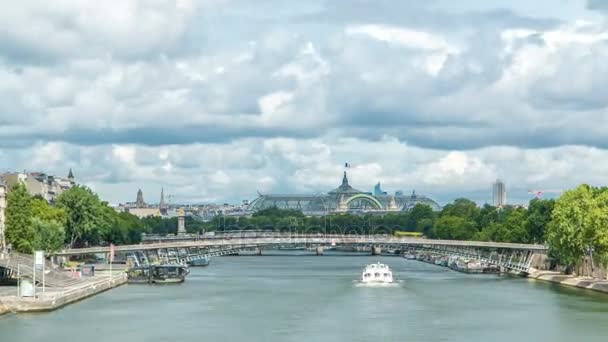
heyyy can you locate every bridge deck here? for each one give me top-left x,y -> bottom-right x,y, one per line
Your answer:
54,235 -> 548,256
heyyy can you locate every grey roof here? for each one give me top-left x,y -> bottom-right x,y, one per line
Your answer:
248,173 -> 442,214
327,172 -> 362,195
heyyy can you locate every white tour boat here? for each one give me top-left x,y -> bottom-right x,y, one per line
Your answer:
360,262 -> 394,284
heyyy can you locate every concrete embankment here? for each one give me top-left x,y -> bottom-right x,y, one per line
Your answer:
528,270 -> 608,294
0,272 -> 127,314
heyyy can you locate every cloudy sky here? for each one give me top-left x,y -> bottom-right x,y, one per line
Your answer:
1,0 -> 608,206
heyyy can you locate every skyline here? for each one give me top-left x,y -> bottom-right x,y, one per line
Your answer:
1,1 -> 608,205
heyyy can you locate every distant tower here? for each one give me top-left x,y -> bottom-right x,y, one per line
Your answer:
136,189 -> 145,208
177,208 -> 186,235
374,182 -> 382,196
493,179 -> 506,207
342,171 -> 349,187
67,168 -> 75,185
159,187 -> 166,209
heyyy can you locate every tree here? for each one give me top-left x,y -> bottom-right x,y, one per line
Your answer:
525,198 -> 555,243
433,215 -> 477,240
476,204 -> 499,229
416,218 -> 435,237
252,207 -> 304,218
5,183 -> 35,253
56,186 -> 104,248
406,204 -> 435,232
31,217 -> 65,254
546,185 -> 608,269
480,208 -> 528,243
101,211 -> 145,245
31,197 -> 67,226
440,198 -> 480,221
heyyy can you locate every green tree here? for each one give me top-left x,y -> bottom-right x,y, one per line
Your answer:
476,204 -> 499,229
406,204 -> 435,232
440,198 -> 480,221
546,185 -> 608,269
56,186 -> 104,248
252,207 -> 304,218
5,183 -> 35,253
481,208 -> 528,243
31,217 -> 66,254
31,197 -> 67,226
416,218 -> 435,237
102,211 -> 145,245
433,215 -> 477,240
525,198 -> 555,243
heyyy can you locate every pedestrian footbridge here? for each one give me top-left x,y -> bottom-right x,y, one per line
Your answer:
53,234 -> 548,273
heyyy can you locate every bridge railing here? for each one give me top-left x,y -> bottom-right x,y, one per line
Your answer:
54,234 -> 548,256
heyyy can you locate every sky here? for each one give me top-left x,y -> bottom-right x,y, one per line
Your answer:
1,0 -> 608,206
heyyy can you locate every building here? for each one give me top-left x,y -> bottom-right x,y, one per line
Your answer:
135,189 -> 146,208
1,169 -> 75,202
0,179 -> 6,251
117,188 -> 167,218
127,207 -> 162,219
493,179 -> 507,207
248,171 -> 441,215
373,182 -> 388,196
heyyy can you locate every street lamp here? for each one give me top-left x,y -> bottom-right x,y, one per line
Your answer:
584,245 -> 595,277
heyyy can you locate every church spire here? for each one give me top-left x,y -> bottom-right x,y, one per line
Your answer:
136,189 -> 145,208
67,168 -> 74,180
159,187 -> 166,209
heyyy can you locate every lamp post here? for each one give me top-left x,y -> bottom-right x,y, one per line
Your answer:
584,245 -> 595,278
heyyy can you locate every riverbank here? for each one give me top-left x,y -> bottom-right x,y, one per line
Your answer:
528,270 -> 608,294
0,272 -> 127,315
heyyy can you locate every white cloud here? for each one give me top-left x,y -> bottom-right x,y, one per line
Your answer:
415,152 -> 495,186
4,139 -> 608,205
1,0 -> 608,205
345,24 -> 458,53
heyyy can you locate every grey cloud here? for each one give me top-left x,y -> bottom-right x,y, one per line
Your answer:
587,0 -> 608,12
0,0 -> 605,153
527,46 -> 608,112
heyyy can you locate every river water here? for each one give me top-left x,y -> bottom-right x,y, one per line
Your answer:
2,253 -> 608,342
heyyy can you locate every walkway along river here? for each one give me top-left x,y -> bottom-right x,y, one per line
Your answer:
2,254 -> 608,342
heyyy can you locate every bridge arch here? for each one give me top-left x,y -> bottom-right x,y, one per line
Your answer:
344,194 -> 383,210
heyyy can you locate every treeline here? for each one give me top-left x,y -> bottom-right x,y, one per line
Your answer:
5,184 -> 146,253
7,182 -> 608,270
202,199 -> 554,245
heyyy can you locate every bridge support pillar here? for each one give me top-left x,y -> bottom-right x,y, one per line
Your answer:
316,246 -> 324,256
372,246 -> 382,255
257,248 -> 262,256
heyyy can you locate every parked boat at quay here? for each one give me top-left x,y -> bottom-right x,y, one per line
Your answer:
127,264 -> 190,284
403,253 -> 416,260
404,251 -> 500,274
187,256 -> 210,267
448,258 -> 483,274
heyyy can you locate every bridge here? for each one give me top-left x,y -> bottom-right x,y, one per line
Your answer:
53,234 -> 548,273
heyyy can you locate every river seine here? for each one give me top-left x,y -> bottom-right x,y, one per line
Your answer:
2,253 -> 608,341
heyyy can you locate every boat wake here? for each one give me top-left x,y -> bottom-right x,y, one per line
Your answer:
353,280 -> 402,288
